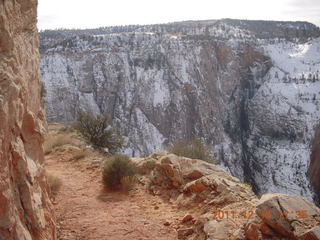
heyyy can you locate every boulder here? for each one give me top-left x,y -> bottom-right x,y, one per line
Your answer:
204,219 -> 237,239
132,157 -> 157,175
245,194 -> 320,239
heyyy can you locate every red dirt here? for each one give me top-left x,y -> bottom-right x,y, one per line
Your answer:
46,150 -> 184,240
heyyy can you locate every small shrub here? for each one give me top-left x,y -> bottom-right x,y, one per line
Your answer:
75,112 -> 124,154
102,154 -> 136,190
47,174 -> 62,196
168,138 -> 215,163
44,134 -> 73,155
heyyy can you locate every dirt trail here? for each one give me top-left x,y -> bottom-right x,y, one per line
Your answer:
46,151 -> 182,240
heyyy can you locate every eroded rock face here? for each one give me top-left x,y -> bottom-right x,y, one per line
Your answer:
309,125 -> 320,204
135,153 -> 320,240
0,0 -> 56,239
133,153 -> 256,209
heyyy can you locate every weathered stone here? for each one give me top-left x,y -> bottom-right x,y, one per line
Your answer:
181,214 -> 193,223
177,228 -> 194,239
299,225 -> 320,240
132,157 -> 157,175
163,220 -> 171,226
135,153 -> 320,240
203,219 -> 237,240
244,217 -> 264,240
0,0 -> 56,239
245,194 -> 320,239
184,179 -> 209,193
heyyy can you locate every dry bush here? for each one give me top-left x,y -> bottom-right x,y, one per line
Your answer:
102,155 -> 136,190
75,112 -> 124,154
47,174 -> 62,196
168,138 -> 216,163
44,134 -> 73,155
121,175 -> 137,192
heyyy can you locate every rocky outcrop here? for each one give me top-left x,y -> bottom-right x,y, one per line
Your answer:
134,153 -> 320,240
0,0 -> 56,239
145,153 -> 255,207
244,194 -> 320,240
309,125 -> 320,204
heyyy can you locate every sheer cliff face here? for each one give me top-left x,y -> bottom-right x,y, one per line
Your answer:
0,0 -> 55,239
40,20 -> 320,202
309,125 -> 320,203
41,34 -> 269,156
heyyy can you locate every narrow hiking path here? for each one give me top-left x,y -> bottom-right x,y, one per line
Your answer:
45,150 -> 182,240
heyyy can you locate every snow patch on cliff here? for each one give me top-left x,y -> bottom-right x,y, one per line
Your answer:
263,38 -> 320,79
247,38 -> 320,201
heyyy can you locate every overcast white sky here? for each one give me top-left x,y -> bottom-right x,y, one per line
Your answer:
38,0 -> 320,30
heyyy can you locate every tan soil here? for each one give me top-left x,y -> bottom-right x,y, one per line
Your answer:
46,149 -> 186,240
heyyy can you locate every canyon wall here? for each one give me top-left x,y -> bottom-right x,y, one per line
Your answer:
0,0 -> 56,239
40,20 -> 320,202
309,125 -> 320,204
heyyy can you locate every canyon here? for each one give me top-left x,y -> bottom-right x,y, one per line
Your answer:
1,0 -> 319,239
40,19 -> 320,203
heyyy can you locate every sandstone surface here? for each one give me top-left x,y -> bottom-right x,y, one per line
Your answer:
0,0 -> 56,239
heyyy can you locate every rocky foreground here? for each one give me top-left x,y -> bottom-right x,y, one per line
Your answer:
132,153 -> 320,240
43,123 -> 320,239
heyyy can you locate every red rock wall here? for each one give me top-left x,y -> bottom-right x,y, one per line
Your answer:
309,125 -> 320,204
0,0 -> 56,239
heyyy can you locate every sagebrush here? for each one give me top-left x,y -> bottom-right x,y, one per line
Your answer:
75,112 -> 123,154
102,155 -> 136,190
168,138 -> 215,163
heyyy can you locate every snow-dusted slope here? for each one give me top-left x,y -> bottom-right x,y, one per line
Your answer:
246,39 -> 320,200
40,19 -> 320,202
41,30 -> 270,157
